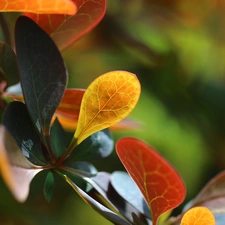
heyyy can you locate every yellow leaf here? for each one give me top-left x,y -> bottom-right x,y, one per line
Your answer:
181,207 -> 215,225
0,0 -> 77,15
73,71 -> 141,145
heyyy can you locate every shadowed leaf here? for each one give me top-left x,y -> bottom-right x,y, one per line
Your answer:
0,0 -> 77,14
2,101 -> 46,165
72,71 -> 141,147
15,16 -> 68,152
24,0 -> 106,51
116,138 -> 186,225
63,174 -> 131,225
181,207 -> 215,225
0,42 -> 20,87
0,125 -> 42,202
44,171 -> 55,202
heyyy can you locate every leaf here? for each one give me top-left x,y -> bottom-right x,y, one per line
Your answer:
2,101 -> 46,165
0,42 -> 20,87
73,71 -> 141,146
116,138 -> 186,225
44,171 -> 55,202
111,171 -> 151,219
15,16 -> 68,153
181,207 -> 215,225
50,118 -> 70,159
64,129 -> 114,162
0,125 -> 42,202
62,174 -> 131,225
23,0 -> 106,51
132,213 -> 148,225
0,0 -> 77,15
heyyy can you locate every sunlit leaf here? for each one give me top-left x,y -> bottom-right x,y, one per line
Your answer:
62,174 -> 131,225
72,71 -> 141,147
181,207 -> 215,225
2,101 -> 46,165
0,0 -> 77,15
64,129 -> 114,162
0,125 -> 42,202
116,138 -> 186,225
44,171 -> 55,202
0,42 -> 20,87
15,16 -> 68,153
24,0 -> 106,51
111,171 -> 151,219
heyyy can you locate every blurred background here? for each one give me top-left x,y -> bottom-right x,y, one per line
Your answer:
2,0 -> 225,224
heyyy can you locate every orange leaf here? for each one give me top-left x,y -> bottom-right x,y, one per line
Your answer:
0,125 -> 42,202
116,138 -> 186,225
73,71 -> 141,145
24,0 -> 106,51
181,207 -> 215,225
0,0 -> 77,15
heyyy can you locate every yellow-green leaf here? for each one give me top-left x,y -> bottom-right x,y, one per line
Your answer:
73,71 -> 141,145
181,207 -> 215,225
0,0 -> 77,15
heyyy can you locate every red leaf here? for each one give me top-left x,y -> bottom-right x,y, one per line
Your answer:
23,0 -> 106,51
116,138 -> 186,225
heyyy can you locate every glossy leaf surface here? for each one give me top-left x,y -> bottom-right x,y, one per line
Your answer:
111,171 -> 150,218
44,171 -> 55,202
2,101 -> 46,165
15,16 -> 68,149
0,42 -> 20,87
116,138 -> 186,225
64,175 -> 131,225
181,207 -> 215,225
0,125 -> 42,202
0,0 -> 76,14
24,0 -> 106,51
73,71 -> 141,146
65,129 -> 113,162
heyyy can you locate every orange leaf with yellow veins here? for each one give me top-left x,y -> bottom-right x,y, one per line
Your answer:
181,207 -> 215,225
73,71 -> 141,145
0,0 -> 77,14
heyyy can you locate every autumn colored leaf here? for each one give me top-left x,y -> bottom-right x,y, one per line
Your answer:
72,71 -> 141,146
24,0 -> 106,51
181,207 -> 215,225
116,138 -> 186,225
0,125 -> 42,202
0,0 -> 77,15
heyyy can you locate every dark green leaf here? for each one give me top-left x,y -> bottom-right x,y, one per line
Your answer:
65,129 -> 114,163
0,42 -> 20,86
63,175 -> 131,225
15,16 -> 68,149
2,101 -> 46,165
111,171 -> 151,219
44,171 -> 55,202
50,118 -> 70,159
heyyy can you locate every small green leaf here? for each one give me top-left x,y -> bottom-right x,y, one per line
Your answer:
50,118 -> 71,159
0,42 -> 20,87
15,16 -> 68,151
2,101 -> 46,165
63,174 -> 131,225
44,171 -> 55,203
65,129 -> 114,162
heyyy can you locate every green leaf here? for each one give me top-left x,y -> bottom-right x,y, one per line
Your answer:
0,42 -> 20,87
44,171 -> 55,202
63,174 -> 131,225
111,171 -> 151,219
15,16 -> 68,151
2,101 -> 46,165
65,129 -> 114,162
50,118 -> 71,159
0,125 -> 43,202
132,213 -> 149,225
